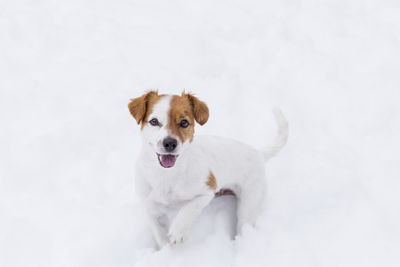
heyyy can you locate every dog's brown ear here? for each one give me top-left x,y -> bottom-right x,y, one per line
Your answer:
183,93 -> 209,125
128,91 -> 158,124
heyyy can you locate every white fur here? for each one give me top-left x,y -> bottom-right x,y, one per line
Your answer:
134,97 -> 288,248
140,96 -> 172,154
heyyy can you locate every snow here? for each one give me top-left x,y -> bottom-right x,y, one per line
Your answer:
1,0 -> 400,266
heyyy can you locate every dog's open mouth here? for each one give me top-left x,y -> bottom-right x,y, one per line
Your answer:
157,153 -> 178,168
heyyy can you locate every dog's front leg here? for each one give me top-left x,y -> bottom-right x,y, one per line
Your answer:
145,201 -> 169,249
168,194 -> 214,244
148,212 -> 169,248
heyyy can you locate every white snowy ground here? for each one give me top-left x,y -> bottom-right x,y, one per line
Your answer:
1,0 -> 400,266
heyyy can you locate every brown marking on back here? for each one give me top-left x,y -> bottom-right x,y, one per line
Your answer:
206,171 -> 217,191
128,90 -> 165,129
167,92 -> 209,143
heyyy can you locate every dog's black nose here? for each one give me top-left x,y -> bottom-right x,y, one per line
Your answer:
163,137 -> 178,152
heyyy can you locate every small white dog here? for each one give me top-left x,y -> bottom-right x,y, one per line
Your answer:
128,91 -> 288,247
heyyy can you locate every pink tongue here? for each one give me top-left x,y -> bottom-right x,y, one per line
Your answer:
161,155 -> 177,168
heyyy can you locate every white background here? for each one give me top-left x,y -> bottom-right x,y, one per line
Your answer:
1,0 -> 399,266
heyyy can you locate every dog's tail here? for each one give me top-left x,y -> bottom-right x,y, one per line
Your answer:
262,108 -> 288,162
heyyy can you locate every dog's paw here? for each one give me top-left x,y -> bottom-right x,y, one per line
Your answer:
168,222 -> 189,245
155,233 -> 169,249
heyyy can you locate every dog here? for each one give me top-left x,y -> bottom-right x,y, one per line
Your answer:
128,91 -> 288,247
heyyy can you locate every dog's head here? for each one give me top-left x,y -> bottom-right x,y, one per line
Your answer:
128,91 -> 209,168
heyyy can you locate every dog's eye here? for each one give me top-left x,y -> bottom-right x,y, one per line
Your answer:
149,118 -> 159,126
180,119 -> 189,128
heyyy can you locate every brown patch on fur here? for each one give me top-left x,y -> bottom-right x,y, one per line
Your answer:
168,95 -> 195,143
206,171 -> 217,191
215,188 -> 235,197
128,90 -> 164,128
167,93 -> 209,143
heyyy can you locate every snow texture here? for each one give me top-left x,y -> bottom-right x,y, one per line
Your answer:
1,0 -> 399,266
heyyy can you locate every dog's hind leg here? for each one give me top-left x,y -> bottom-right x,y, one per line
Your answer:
236,175 -> 266,234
